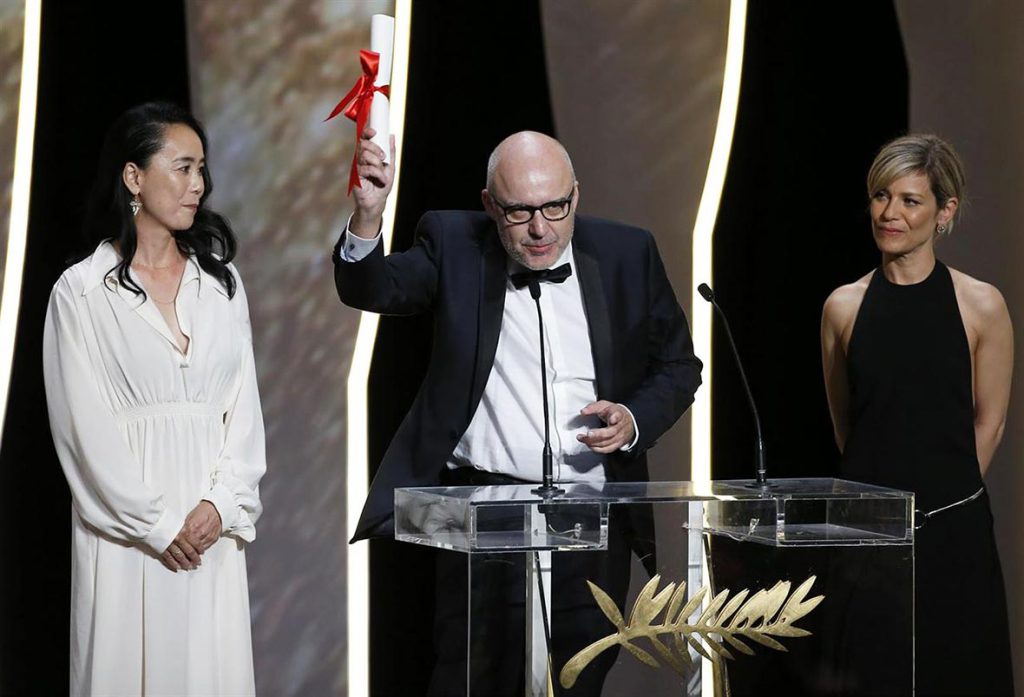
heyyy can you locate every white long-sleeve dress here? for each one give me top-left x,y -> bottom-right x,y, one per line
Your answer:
43,241 -> 266,696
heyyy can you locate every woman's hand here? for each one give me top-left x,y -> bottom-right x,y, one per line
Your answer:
184,500 -> 223,554
160,527 -> 202,572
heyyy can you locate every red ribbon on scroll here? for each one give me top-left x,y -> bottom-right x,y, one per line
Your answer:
326,49 -> 391,194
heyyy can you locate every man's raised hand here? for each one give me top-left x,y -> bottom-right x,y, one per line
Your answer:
350,127 -> 396,238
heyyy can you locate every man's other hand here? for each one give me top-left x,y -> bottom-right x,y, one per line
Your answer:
577,401 -> 636,453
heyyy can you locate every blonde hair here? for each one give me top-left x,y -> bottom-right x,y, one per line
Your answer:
866,134 -> 966,233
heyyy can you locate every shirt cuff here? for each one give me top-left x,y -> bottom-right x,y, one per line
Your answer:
202,482 -> 238,534
143,506 -> 185,555
619,404 -> 640,452
338,214 -> 382,262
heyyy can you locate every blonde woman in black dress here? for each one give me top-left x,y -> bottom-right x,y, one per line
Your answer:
821,134 -> 1014,695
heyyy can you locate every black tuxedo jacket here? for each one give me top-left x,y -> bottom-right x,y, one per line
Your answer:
335,211 -> 702,541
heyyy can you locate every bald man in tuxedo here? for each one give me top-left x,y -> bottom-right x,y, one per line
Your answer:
335,129 -> 702,695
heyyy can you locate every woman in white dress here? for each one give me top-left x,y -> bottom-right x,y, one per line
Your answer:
43,102 -> 266,696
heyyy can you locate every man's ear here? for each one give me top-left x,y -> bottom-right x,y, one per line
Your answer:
481,189 -> 498,221
122,162 -> 142,195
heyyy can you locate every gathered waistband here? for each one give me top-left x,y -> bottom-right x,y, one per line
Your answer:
114,402 -> 224,423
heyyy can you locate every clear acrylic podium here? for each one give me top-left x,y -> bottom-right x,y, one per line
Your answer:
395,478 -> 914,696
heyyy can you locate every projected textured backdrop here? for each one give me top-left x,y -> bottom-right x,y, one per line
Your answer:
0,0 -> 24,293
187,1 -> 394,694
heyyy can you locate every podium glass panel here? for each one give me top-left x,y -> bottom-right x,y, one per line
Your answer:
395,479 -> 914,696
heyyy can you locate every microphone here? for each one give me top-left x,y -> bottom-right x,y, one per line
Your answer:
527,280 -> 564,498
697,283 -> 768,487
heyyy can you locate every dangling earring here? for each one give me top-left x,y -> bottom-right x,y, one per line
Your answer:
937,223 -> 947,235
129,195 -> 142,217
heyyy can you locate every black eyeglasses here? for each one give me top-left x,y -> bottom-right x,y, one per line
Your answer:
491,188 -> 575,225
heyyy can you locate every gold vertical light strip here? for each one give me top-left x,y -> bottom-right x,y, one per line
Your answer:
345,2 -> 410,696
688,3 -> 745,694
0,0 -> 40,438
690,0 -> 747,486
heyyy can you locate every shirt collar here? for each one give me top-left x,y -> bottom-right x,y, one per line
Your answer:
82,240 -> 121,295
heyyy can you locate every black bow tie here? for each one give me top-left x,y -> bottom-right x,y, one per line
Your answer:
509,263 -> 573,290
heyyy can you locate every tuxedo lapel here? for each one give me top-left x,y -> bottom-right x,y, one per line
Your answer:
574,236 -> 615,397
469,234 -> 507,420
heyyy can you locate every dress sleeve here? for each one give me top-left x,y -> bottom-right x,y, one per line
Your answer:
202,273 -> 266,542
43,276 -> 184,555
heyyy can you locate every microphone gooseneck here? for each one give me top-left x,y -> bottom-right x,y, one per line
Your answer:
528,280 -> 564,498
697,283 -> 768,487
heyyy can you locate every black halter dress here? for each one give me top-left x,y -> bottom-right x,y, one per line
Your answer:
841,261 -> 1014,696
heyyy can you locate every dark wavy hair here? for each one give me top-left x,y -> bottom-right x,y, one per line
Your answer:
82,102 -> 237,298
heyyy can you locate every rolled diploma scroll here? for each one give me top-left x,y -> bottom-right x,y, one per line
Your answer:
369,14 -> 394,163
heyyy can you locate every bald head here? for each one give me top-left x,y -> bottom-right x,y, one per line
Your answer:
485,131 -> 575,193
482,131 -> 580,270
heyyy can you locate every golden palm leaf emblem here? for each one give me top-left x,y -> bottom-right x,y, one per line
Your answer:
559,575 -> 824,689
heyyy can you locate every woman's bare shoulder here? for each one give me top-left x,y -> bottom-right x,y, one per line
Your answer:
823,271 -> 873,323
947,266 -> 1009,322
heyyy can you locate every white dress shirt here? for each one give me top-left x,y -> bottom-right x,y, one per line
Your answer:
340,227 -> 637,484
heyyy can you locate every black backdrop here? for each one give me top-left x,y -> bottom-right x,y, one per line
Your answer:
710,2 -> 907,481
0,1 -> 908,695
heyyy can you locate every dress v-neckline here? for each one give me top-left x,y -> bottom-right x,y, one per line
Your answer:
155,301 -> 191,356
129,264 -> 193,358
